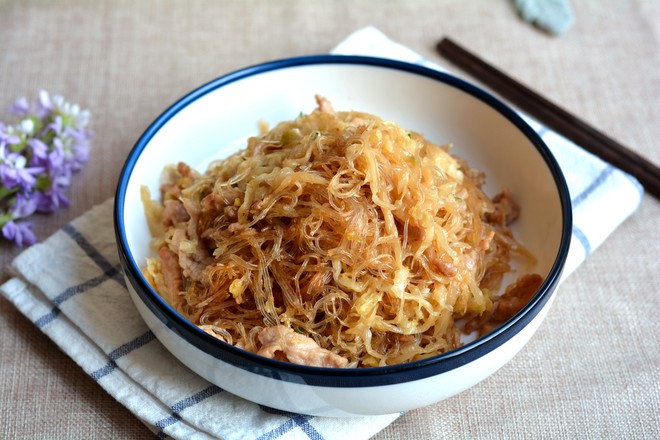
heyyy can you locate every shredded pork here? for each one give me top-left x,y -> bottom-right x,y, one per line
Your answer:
256,325 -> 349,368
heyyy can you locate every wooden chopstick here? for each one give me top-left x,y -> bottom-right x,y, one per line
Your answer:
436,37 -> 660,200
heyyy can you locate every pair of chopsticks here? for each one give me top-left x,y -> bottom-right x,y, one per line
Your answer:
436,38 -> 660,200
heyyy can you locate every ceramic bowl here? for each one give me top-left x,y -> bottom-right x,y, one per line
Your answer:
114,55 -> 572,417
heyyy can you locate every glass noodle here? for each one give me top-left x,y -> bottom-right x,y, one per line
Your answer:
141,96 -> 541,368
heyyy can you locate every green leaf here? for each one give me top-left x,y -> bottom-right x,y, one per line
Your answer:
0,212 -> 13,228
0,185 -> 19,201
35,175 -> 52,192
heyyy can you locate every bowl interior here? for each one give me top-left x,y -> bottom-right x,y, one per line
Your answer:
119,57 -> 568,349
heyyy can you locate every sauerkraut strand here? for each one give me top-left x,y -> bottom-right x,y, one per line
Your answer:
142,96 -> 539,368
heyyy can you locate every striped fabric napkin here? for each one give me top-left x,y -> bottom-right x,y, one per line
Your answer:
0,27 -> 643,440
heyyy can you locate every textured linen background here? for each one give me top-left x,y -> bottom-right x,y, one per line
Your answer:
1,1 -> 658,439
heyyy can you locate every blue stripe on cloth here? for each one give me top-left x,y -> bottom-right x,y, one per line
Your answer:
256,407 -> 322,440
535,126 -> 609,258
34,267 -> 119,329
33,223 -> 125,329
34,307 -> 61,328
572,165 -> 614,208
63,224 -> 125,285
572,226 -> 592,256
62,224 -> 115,272
52,265 -> 122,306
155,385 -> 223,438
90,331 -> 157,380
566,165 -> 614,257
90,360 -> 118,381
35,265 -> 122,329
108,331 -> 156,360
156,415 -> 181,439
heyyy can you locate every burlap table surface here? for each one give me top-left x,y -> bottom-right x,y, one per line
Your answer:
1,1 -> 658,439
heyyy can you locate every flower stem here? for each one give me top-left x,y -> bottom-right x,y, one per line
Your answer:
0,212 -> 13,228
0,185 -> 19,202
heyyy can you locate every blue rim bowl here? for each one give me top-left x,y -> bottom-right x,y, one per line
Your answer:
114,55 -> 572,415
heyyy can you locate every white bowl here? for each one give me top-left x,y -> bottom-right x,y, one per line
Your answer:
114,55 -> 572,417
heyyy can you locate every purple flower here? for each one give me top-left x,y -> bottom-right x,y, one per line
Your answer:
0,150 -> 44,190
27,138 -> 48,166
12,192 -> 38,219
9,97 -> 29,118
36,173 -> 71,213
66,132 -> 91,170
0,123 -> 20,147
48,115 -> 63,136
44,111 -> 91,172
36,189 -> 70,213
35,90 -> 53,118
1,219 -> 37,247
49,137 -> 67,171
71,142 -> 90,169
1,90 -> 91,247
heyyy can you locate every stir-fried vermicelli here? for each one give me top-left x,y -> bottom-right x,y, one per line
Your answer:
141,96 -> 541,368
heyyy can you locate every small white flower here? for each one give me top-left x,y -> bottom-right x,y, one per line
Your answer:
19,118 -> 34,135
77,109 -> 90,127
52,94 -> 64,109
12,154 -> 27,169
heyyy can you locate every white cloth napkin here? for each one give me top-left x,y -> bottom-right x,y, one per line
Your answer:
0,27 -> 643,440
